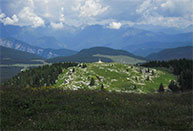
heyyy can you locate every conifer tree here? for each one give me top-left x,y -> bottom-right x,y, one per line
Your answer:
158,83 -> 164,93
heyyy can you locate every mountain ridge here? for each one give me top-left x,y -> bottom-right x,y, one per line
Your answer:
0,46 -> 44,64
0,38 -> 77,58
146,46 -> 193,61
1,23 -> 192,57
47,47 -> 145,64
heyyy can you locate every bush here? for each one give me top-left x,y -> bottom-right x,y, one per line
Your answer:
89,78 -> 95,86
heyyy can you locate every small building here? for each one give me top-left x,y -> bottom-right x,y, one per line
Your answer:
97,59 -> 103,63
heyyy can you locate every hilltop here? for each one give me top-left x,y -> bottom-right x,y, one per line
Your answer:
4,62 -> 176,93
55,63 -> 175,93
1,60 -> 191,130
47,47 -> 145,64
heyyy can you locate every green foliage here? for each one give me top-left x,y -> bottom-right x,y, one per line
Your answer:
3,63 -> 78,87
168,80 -> 179,92
89,78 -> 95,86
55,63 -> 176,93
142,59 -> 192,91
1,87 -> 192,130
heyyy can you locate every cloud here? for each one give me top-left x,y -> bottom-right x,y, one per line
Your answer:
108,22 -> 122,29
17,7 -> 45,27
0,13 -> 19,25
0,13 -> 6,19
0,0 -> 192,28
135,0 -> 193,28
73,0 -> 109,17
50,22 -> 64,29
3,15 -> 19,25
0,7 -> 45,27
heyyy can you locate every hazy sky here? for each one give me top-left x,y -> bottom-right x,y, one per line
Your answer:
0,0 -> 192,29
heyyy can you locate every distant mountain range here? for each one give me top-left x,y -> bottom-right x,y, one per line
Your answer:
47,47 -> 145,64
0,38 -> 77,58
0,46 -> 43,64
1,23 -> 192,57
125,40 -> 192,56
146,46 -> 193,61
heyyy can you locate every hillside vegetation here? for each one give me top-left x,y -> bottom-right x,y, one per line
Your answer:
1,87 -> 192,130
55,63 -> 176,93
47,47 -> 145,64
1,60 -> 192,130
142,59 -> 192,91
3,62 -> 176,93
146,46 -> 193,61
0,46 -> 44,65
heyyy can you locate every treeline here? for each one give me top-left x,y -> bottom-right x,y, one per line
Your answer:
3,63 -> 78,87
142,59 -> 192,91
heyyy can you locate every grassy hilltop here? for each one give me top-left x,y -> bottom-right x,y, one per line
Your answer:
1,61 -> 191,130
55,62 -> 176,93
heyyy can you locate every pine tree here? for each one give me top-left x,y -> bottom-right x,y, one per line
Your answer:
158,83 -> 164,93
101,84 -> 104,90
89,78 -> 95,86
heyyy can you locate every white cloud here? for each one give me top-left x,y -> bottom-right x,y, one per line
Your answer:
108,22 -> 122,29
73,0 -> 108,17
135,0 -> 193,28
18,7 -> 45,27
50,22 -> 64,29
0,13 -> 6,19
136,0 -> 152,15
0,14 -> 19,25
3,15 -> 19,25
0,0 -> 192,28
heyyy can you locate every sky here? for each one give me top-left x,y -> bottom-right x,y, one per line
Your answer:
0,0 -> 192,30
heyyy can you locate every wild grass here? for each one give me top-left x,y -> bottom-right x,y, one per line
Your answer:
1,87 -> 192,130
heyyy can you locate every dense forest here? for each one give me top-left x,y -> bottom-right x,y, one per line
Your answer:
3,63 -> 78,87
142,59 -> 192,91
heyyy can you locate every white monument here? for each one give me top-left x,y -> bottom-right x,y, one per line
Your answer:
97,59 -> 103,63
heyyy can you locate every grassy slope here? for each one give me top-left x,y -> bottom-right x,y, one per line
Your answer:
55,63 -> 176,93
1,87 -> 192,130
94,54 -> 146,64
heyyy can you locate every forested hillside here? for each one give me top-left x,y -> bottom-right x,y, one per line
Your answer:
142,59 -> 193,91
146,46 -> 193,60
47,47 -> 145,64
0,46 -> 43,64
3,63 -> 78,87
